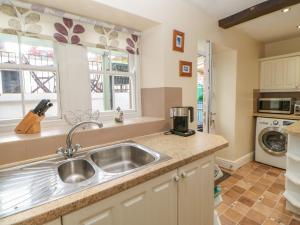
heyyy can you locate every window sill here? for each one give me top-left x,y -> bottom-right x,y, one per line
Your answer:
0,117 -> 165,145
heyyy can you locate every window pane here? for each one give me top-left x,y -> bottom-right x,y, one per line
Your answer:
90,74 -> 113,112
87,48 -> 109,72
114,75 -> 134,110
20,36 -> 54,67
111,50 -> 129,73
0,70 -> 23,120
23,70 -> 58,117
0,33 -> 19,64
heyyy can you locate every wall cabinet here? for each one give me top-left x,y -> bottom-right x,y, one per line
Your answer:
260,56 -> 300,91
62,155 -> 214,225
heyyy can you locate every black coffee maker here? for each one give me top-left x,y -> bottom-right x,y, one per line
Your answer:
170,106 -> 195,137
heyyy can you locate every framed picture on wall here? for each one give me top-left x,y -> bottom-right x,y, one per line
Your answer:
173,30 -> 185,52
179,61 -> 192,77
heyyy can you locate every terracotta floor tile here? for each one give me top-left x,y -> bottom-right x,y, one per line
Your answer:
246,209 -> 266,224
225,189 -> 241,199
253,202 -> 273,217
270,209 -> 291,225
219,215 -> 236,225
219,162 -> 300,225
227,176 -> 240,184
243,190 -> 261,201
224,208 -> 243,223
223,194 -> 238,205
232,185 -> 246,194
290,219 -> 300,225
239,217 -> 260,225
232,174 -> 243,180
267,171 -> 280,177
217,202 -> 229,215
261,196 -> 277,208
258,177 -> 272,186
263,218 -> 279,225
235,180 -> 252,191
238,196 -> 255,207
249,185 -> 265,195
231,201 -> 250,216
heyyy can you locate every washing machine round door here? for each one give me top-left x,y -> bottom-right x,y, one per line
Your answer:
259,127 -> 287,156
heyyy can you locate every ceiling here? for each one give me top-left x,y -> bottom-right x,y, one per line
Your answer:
187,0 -> 266,19
188,0 -> 300,43
236,3 -> 300,43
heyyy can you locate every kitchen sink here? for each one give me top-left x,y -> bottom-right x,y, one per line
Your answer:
91,144 -> 157,173
0,142 -> 170,218
58,159 -> 95,183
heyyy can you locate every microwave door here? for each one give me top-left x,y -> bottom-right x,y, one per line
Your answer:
259,99 -> 292,114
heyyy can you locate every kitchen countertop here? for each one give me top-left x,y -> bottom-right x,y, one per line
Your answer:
0,132 -> 228,225
253,112 -> 300,120
285,121 -> 300,136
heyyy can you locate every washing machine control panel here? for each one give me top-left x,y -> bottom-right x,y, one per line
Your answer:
273,120 -> 279,126
283,121 -> 295,126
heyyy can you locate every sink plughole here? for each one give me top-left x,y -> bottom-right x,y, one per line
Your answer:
0,142 -> 170,218
58,159 -> 95,183
91,145 -> 156,173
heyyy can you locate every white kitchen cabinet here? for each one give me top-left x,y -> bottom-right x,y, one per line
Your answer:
44,218 -> 62,225
62,170 -> 177,225
260,56 -> 300,91
178,155 -> 214,225
62,155 -> 214,225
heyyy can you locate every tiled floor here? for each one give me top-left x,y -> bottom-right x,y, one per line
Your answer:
217,161 -> 300,225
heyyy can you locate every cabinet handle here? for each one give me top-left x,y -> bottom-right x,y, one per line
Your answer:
173,175 -> 180,182
180,172 -> 187,178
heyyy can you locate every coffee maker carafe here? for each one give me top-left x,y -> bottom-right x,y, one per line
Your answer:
170,106 -> 195,137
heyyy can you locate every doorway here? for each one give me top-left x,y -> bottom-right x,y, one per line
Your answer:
197,40 -> 212,133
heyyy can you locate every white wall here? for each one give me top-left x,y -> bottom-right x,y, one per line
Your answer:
212,47 -> 237,160
264,36 -> 300,57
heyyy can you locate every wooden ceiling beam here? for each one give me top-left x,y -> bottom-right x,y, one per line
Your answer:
219,0 -> 300,29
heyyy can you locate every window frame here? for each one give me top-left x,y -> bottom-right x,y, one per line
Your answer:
87,47 -> 141,120
0,34 -> 62,124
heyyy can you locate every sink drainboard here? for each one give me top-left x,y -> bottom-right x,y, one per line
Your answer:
0,142 -> 170,218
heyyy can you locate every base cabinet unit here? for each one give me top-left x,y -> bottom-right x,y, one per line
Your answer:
44,218 -> 62,225
62,155 -> 214,225
178,156 -> 214,225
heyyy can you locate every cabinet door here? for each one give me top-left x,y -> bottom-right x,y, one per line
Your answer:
117,170 -> 177,225
44,218 -> 62,225
178,155 -> 214,225
62,170 -> 177,225
63,194 -> 119,225
260,60 -> 273,90
284,57 -> 300,89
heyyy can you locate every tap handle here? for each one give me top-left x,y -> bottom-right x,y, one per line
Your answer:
56,147 -> 66,155
74,144 -> 82,152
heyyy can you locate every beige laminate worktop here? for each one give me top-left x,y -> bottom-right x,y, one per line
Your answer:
253,112 -> 300,120
0,132 -> 228,225
285,121 -> 300,136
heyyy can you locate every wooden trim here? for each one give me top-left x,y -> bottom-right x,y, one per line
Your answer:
173,30 -> 185,52
179,61 -> 192,77
219,0 -> 300,29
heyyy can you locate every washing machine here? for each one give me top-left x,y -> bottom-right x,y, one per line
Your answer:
255,117 -> 296,169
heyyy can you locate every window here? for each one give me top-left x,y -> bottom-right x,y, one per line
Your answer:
0,33 -> 59,121
88,48 -> 136,113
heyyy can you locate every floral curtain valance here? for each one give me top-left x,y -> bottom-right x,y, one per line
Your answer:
0,0 -> 140,54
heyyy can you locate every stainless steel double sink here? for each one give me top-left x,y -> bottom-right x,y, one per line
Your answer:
0,142 -> 170,218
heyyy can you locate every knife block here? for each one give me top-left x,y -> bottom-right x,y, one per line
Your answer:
15,111 -> 44,134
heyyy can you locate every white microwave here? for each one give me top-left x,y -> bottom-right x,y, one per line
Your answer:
258,98 -> 295,114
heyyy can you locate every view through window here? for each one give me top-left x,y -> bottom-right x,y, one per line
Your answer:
0,33 -> 59,121
88,48 -> 136,113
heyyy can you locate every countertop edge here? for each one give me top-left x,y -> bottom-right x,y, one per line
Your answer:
2,134 -> 228,225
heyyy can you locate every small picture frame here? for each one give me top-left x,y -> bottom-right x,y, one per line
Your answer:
173,30 -> 185,52
179,61 -> 192,77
